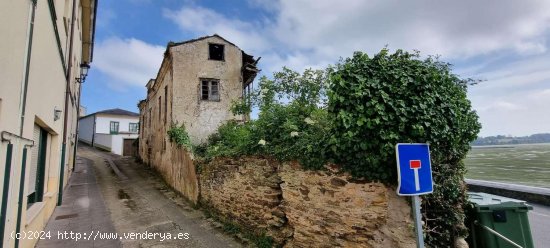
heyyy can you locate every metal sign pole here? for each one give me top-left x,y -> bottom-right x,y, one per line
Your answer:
396,144 -> 432,248
412,195 -> 425,248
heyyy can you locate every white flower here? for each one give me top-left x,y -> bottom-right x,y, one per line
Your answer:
290,131 -> 299,137
304,117 -> 316,125
258,88 -> 269,99
258,139 -> 267,145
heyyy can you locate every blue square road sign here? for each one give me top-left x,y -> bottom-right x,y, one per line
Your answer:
395,143 -> 434,196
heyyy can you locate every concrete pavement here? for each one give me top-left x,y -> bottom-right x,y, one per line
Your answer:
37,145 -> 241,248
36,156 -> 121,248
529,203 -> 550,248
78,145 -> 241,248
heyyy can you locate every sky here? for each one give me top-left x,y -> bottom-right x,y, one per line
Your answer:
81,0 -> 550,137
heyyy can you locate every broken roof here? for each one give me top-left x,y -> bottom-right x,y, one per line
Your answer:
167,34 -> 239,49
146,34 -> 260,90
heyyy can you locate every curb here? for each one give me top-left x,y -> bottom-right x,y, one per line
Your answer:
466,179 -> 550,206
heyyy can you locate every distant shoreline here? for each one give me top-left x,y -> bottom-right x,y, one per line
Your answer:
471,146 -> 514,149
472,133 -> 550,146
471,142 -> 550,149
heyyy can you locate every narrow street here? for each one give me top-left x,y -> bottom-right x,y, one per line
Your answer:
37,144 -> 241,248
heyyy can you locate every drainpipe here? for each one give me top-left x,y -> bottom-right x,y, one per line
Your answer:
58,0 -> 78,206
0,132 -> 34,248
0,143 -> 13,248
72,81 -> 83,171
14,145 -> 32,248
18,0 -> 38,137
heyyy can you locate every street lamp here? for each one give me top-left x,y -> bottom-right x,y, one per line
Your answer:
76,63 -> 90,83
54,107 -> 62,121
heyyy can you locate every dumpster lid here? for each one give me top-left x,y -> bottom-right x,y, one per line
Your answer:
467,192 -> 527,206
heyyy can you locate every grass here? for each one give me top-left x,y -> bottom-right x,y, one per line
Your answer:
464,143 -> 550,188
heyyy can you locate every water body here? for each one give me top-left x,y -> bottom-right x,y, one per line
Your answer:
465,143 -> 550,189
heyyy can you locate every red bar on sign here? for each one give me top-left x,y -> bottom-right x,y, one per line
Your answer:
410,160 -> 421,169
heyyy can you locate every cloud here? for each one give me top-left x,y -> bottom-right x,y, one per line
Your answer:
273,0 -> 550,58
163,0 -> 550,74
246,0 -> 280,12
163,6 -> 271,53
94,37 -> 164,88
468,54 -> 550,95
478,101 -> 523,112
472,88 -> 550,136
160,1 -> 550,136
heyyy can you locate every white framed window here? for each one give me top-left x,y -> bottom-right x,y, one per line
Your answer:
110,121 -> 119,134
129,123 -> 139,133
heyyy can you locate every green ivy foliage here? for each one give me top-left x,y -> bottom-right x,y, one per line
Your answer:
167,123 -> 192,149
197,120 -> 256,159
328,49 -> 481,247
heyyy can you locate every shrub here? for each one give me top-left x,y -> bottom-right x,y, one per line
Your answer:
201,120 -> 256,159
328,49 -> 481,247
207,68 -> 332,169
167,123 -> 192,149
252,102 -> 331,169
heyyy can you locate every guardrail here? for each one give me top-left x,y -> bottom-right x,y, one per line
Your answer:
466,179 -> 550,206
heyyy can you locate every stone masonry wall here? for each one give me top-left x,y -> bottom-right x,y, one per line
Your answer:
199,157 -> 292,243
199,157 -> 416,247
150,143 -> 200,204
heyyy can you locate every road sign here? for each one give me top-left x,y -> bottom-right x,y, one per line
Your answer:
396,143 -> 434,248
396,143 -> 433,196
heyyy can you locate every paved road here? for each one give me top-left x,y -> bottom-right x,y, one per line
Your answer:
529,203 -> 550,248
40,145 -> 241,248
80,145 -> 241,248
37,156 -> 121,247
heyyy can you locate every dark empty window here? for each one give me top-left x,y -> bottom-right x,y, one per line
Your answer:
209,43 -> 224,61
201,79 -> 220,101
158,96 -> 162,121
164,86 -> 168,124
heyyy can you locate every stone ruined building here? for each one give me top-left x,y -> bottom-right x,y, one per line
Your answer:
138,34 -> 259,166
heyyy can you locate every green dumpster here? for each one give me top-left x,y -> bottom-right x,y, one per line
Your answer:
466,192 -> 534,248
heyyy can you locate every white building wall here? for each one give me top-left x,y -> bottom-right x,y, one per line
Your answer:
95,115 -> 139,134
93,133 -> 138,156
0,0 -> 96,247
94,134 -> 112,151
80,114 -> 139,155
112,134 -> 139,155
78,115 -> 94,144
